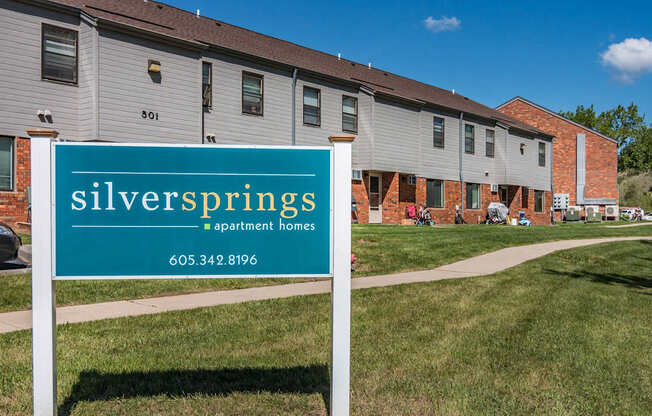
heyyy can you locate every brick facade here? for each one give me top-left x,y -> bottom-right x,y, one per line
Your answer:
352,170 -> 552,225
0,137 -> 30,232
498,98 -> 618,220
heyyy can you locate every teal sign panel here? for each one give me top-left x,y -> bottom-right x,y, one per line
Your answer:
53,144 -> 332,278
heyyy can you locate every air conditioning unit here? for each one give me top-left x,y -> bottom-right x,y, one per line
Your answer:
586,211 -> 602,223
585,206 -> 600,217
352,169 -> 362,181
490,184 -> 499,193
566,206 -> 581,222
605,205 -> 619,218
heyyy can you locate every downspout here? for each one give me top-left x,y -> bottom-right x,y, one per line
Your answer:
459,112 -> 465,218
291,68 -> 298,145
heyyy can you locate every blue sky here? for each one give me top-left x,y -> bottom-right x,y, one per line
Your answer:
166,0 -> 652,121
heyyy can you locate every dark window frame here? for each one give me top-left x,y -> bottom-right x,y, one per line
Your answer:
534,190 -> 544,212
465,124 -> 475,154
538,142 -> 546,167
241,71 -> 264,116
485,129 -> 495,158
41,23 -> 79,85
202,61 -> 212,109
466,182 -> 481,210
303,86 -> 321,127
522,187 -> 529,209
0,137 -> 14,192
426,178 -> 444,208
342,95 -> 358,133
433,117 -> 445,148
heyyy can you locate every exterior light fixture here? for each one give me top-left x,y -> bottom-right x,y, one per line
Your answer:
148,59 -> 161,73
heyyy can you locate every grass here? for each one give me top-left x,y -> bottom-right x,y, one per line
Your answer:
1,240 -> 650,415
2,223 -> 652,313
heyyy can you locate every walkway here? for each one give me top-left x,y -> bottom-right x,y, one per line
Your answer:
1,236 -> 650,334
606,222 -> 652,228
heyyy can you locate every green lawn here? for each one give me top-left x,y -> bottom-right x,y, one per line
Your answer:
2,224 -> 652,313
1,241 -> 650,415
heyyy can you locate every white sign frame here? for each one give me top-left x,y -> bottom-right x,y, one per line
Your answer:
30,131 -> 353,416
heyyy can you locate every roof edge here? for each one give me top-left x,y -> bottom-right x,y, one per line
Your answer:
497,97 -> 619,144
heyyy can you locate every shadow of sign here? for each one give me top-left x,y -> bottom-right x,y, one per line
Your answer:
58,365 -> 330,415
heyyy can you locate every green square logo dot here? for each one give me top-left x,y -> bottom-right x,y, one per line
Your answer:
204,223 -> 211,230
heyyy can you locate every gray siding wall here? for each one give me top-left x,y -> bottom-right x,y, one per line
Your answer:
78,18 -> 96,139
460,117 -> 502,185
203,53 -> 292,146
504,131 -> 551,190
373,97 -> 421,174
418,107 -> 460,182
97,29 -> 201,143
0,0 -> 82,139
294,74 -> 371,167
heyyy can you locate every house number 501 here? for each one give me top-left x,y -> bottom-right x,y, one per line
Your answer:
141,111 -> 159,120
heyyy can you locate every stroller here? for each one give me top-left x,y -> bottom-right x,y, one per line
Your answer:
416,208 -> 434,226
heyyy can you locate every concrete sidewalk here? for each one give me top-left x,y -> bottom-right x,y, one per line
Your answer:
606,222 -> 652,228
1,236 -> 650,334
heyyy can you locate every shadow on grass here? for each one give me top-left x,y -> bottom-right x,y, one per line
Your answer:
58,365 -> 330,415
544,269 -> 652,290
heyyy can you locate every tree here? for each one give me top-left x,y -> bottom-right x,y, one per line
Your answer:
560,103 -> 650,172
560,103 -> 645,149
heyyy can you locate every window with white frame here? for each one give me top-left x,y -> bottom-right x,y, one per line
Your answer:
303,86 -> 321,126
342,96 -> 358,133
408,175 -> 417,185
466,183 -> 480,209
465,124 -> 475,154
486,129 -> 495,158
427,179 -> 444,208
0,138 -> 13,191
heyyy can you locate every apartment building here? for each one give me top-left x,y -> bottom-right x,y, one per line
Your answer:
0,0 -> 555,230
497,97 -> 618,220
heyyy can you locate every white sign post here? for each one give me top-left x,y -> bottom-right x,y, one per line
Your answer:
329,134 -> 353,415
29,129 -> 354,416
28,129 -> 58,416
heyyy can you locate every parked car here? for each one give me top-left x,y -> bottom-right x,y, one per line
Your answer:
643,212 -> 652,221
0,223 -> 21,263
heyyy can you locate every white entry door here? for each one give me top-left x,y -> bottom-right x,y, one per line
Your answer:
368,174 -> 382,224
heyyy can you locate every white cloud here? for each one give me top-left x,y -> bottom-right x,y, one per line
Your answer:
423,16 -> 461,33
600,37 -> 652,83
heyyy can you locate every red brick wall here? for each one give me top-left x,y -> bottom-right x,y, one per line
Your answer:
353,171 -> 551,225
0,137 -> 30,232
498,99 -> 618,212
352,177 -> 369,224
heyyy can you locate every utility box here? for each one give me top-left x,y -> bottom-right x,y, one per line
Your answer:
553,193 -> 570,210
566,206 -> 581,222
586,211 -> 602,223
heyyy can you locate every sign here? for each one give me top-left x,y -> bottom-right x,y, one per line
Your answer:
53,144 -> 332,278
30,132 -> 352,416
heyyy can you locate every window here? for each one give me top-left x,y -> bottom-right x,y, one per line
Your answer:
465,124 -> 475,154
433,117 -> 445,148
202,62 -> 212,108
303,87 -> 321,126
408,175 -> 417,185
242,72 -> 263,115
535,190 -> 544,212
342,96 -> 358,132
486,129 -> 495,158
538,142 -> 546,167
42,24 -> 78,84
0,138 -> 13,191
499,186 -> 507,204
466,183 -> 480,209
522,187 -> 529,209
352,169 -> 362,181
427,179 -> 444,208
